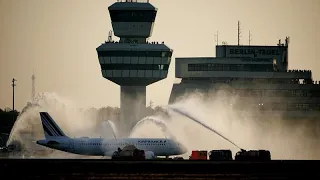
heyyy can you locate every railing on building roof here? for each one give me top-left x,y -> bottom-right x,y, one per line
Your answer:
104,40 -> 165,45
117,0 -> 150,3
287,69 -> 311,73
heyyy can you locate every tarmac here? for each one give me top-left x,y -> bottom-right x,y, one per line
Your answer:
0,159 -> 319,179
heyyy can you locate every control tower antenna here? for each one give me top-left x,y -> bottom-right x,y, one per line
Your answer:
249,30 -> 252,46
11,78 -> 17,111
214,31 -> 219,45
237,21 -> 241,46
108,30 -> 113,42
285,36 -> 290,46
31,72 -> 36,99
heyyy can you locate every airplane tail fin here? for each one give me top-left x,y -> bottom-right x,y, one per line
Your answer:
39,112 -> 68,139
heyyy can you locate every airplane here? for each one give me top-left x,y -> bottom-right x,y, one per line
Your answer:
36,112 -> 187,159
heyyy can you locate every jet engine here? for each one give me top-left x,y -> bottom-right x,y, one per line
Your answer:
145,151 -> 156,159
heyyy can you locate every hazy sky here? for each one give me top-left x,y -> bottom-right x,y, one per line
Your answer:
0,0 -> 319,111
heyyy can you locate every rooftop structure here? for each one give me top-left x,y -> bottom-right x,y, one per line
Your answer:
170,36 -> 320,120
97,0 -> 173,136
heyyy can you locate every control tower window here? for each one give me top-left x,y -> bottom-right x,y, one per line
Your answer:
187,63 -> 274,72
158,65 -> 164,70
110,10 -> 157,22
101,64 -> 169,71
98,51 -> 172,58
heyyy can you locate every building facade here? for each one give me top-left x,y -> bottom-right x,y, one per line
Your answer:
170,38 -> 320,119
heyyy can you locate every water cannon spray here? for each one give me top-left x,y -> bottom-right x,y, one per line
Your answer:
167,106 -> 245,151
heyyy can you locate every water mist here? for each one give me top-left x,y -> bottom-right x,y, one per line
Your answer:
6,89 -> 320,160
129,116 -> 176,140
168,105 -> 243,150
6,92 -> 105,158
164,89 -> 320,160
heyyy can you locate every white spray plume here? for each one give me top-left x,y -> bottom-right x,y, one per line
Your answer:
6,92 -> 104,158
7,89 -> 320,160
160,89 -> 320,160
129,116 -> 175,140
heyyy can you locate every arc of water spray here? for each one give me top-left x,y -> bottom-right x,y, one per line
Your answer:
168,106 -> 243,150
129,117 -> 176,140
107,120 -> 117,139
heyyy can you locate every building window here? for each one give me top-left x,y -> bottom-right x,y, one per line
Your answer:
187,63 -> 273,72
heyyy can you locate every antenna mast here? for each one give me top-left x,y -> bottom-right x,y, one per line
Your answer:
108,30 -> 113,42
214,31 -> 219,45
249,31 -> 252,46
11,78 -> 17,111
31,73 -> 36,99
237,21 -> 241,46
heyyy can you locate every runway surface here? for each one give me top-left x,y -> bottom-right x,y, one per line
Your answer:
0,159 -> 319,179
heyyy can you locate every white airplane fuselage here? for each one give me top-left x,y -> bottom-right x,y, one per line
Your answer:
36,112 -> 187,157
37,137 -> 186,157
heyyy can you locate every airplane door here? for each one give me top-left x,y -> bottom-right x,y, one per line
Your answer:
69,139 -> 75,153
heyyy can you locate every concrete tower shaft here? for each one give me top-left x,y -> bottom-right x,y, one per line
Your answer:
97,0 -> 173,137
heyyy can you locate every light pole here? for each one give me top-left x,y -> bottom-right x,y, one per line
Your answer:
12,78 -> 17,111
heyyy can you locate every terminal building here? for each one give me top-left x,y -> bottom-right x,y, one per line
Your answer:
169,37 -> 320,119
96,0 -> 173,136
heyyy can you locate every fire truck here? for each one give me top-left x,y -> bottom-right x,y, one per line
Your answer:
189,150 -> 208,160
208,149 -> 233,161
235,149 -> 271,161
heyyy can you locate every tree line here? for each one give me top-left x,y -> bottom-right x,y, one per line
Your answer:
78,102 -> 170,124
0,101 -> 169,126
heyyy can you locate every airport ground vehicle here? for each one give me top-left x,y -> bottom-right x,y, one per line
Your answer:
209,149 -> 233,161
189,150 -> 208,160
111,146 -> 146,160
173,156 -> 184,160
235,150 -> 271,161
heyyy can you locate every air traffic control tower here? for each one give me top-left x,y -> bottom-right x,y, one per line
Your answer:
96,0 -> 173,137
